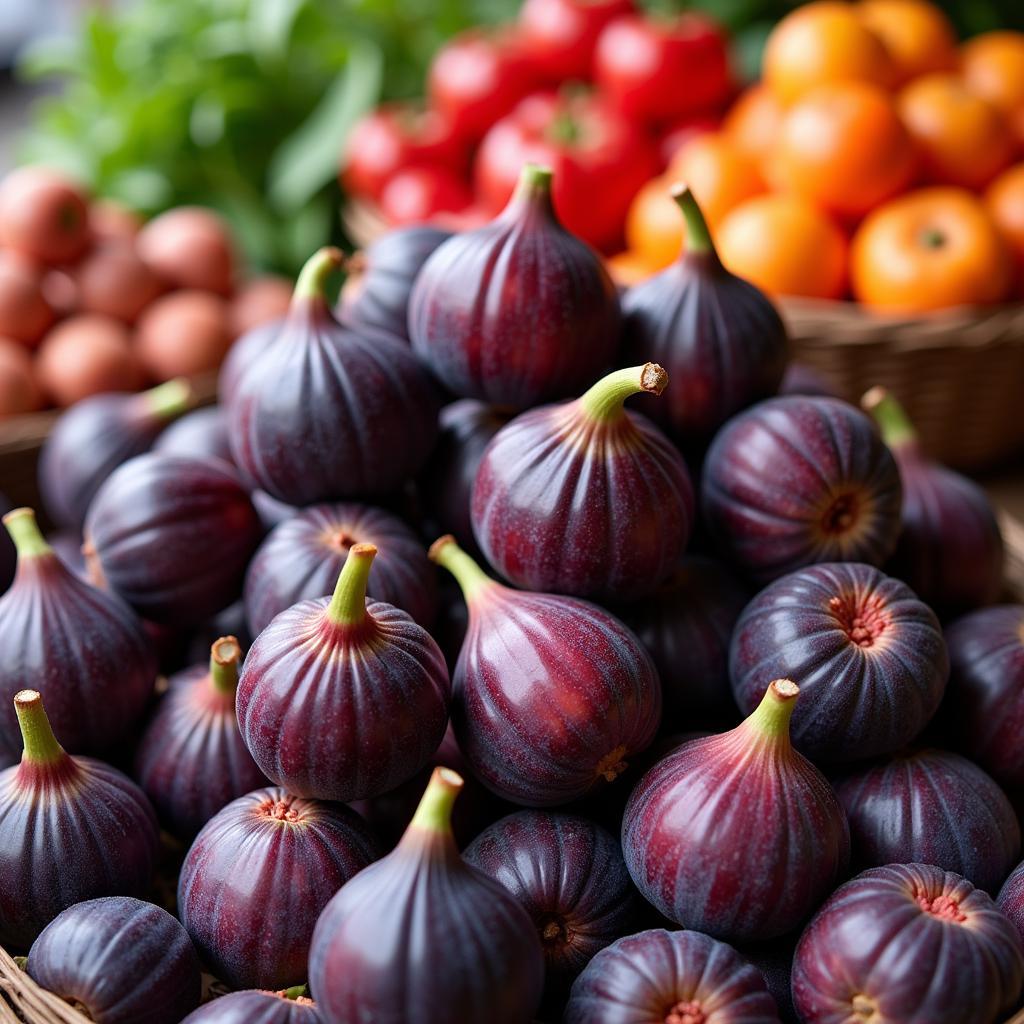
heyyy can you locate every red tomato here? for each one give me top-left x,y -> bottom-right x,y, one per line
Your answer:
658,112 -> 723,168
380,166 -> 474,226
594,13 -> 733,124
518,0 -> 635,80
474,90 -> 659,252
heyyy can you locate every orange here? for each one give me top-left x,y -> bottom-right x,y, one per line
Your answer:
722,84 -> 784,165
770,81 -> 916,218
625,176 -> 687,271
961,32 -> 1024,146
986,163 -> 1024,294
605,250 -> 661,288
857,0 -> 957,85
762,2 -> 892,105
717,194 -> 850,300
851,187 -> 1012,311
898,73 -> 1014,190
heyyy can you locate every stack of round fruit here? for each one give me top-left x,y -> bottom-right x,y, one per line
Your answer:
2,159 -> 1024,1024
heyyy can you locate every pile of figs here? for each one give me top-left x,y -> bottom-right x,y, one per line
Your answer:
1,161 -> 1022,1024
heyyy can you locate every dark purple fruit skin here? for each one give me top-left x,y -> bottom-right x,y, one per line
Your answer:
701,396 -> 902,583
182,992 -> 325,1024
463,811 -> 636,989
154,405 -> 234,464
730,562 -> 948,762
0,756 -> 159,951
178,787 -> 378,990
835,748 -> 1020,894
471,399 -> 695,601
27,897 -> 201,1024
0,494 -> 13,594
47,530 -> 86,577
565,928 -> 781,1024
252,489 -> 300,531
792,863 -> 1024,1024
742,941 -> 797,1024
998,860 -> 1024,945
244,503 -> 437,636
84,453 -> 262,626
218,318 -> 282,400
941,605 -> 1024,791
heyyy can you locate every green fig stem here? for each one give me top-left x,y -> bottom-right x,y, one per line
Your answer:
428,535 -> 496,605
326,543 -> 376,626
14,690 -> 65,765
140,378 -> 194,420
671,183 -> 715,257
292,246 -> 344,306
209,636 -> 241,695
279,986 -> 308,1001
3,508 -> 53,560
409,766 -> 464,834
745,679 -> 799,742
861,386 -> 917,449
579,363 -> 668,423
508,163 -> 556,219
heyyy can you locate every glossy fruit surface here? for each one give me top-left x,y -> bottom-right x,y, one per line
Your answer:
432,536 -> 661,806
857,0 -> 956,84
27,896 -> 201,1024
987,163 -> 1024,296
379,166 -> 472,225
0,690 -> 159,950
153,405 -> 233,464
471,363 -> 694,600
0,167 -> 90,265
565,928 -> 780,1024
409,163 -> 620,409
84,453 -> 261,626
623,680 -> 849,941
182,990 -> 324,1023
961,31 -> 1024,146
792,863 -> 1024,1024
667,133 -> 766,229
998,861 -> 1024,944
178,787 -> 378,990
722,84 -> 783,165
75,241 -> 165,325
518,0 -> 633,78
136,206 -> 235,296
702,396 -> 902,582
244,503 -> 436,636
134,637 -> 268,839
310,767 -> 545,1024
730,562 -> 947,761
238,544 -> 450,802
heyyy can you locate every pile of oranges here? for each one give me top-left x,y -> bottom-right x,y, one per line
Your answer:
617,0 -> 1024,314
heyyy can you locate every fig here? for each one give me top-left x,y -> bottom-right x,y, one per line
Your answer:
26,896 -> 201,1024
0,254 -> 55,345
408,163 -> 620,409
565,929 -> 781,1024
0,166 -> 90,265
0,337 -> 44,417
178,787 -> 378,990
0,508 -> 156,761
244,502 -> 436,636
228,247 -> 440,504
729,562 -> 948,762
40,378 -> 195,530
309,767 -> 545,1024
622,680 -> 849,941
471,363 -> 695,600
620,185 -> 788,450
153,404 -> 233,464
863,386 -> 1004,614
75,241 -> 165,324
430,535 -> 661,806
136,205 -> 235,295
0,690 -> 159,950
792,863 -> 1024,1024
83,453 -> 261,626
998,861 -> 1024,944
135,290 -> 232,379
134,637 -> 267,839
230,274 -> 293,337
237,543 -> 450,802
183,989 -> 323,1023
702,396 -> 903,582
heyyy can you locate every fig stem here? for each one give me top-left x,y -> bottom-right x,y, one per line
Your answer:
671,183 -> 715,257
514,163 -> 554,200
861,386 -> 917,448
141,378 -> 194,420
409,766 -> 464,835
428,535 -> 495,604
326,543 -> 377,626
209,636 -> 242,695
579,363 -> 668,422
13,690 -> 65,765
2,508 -> 53,560
292,246 -> 344,305
280,986 -> 308,1001
746,679 -> 799,741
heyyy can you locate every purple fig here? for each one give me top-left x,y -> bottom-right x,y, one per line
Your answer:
244,502 -> 436,636
47,529 -> 86,577
408,163 -> 620,409
154,404 -> 234,464
702,396 -> 902,583
0,690 -> 159,950
218,315 -> 282,399
565,928 -> 781,1024
792,863 -> 1024,1024
0,508 -> 156,761
729,562 -> 948,762
228,246 -> 440,504
251,489 -> 300,531
26,896 -> 201,1024
471,362 -> 695,600
134,636 -> 268,839
237,543 -> 450,802
430,535 -> 661,806
309,767 -> 545,1024
39,379 -> 195,531
998,860 -> 1024,945
622,680 -> 849,942
620,185 -> 788,449
178,787 -> 378,990
83,453 -> 262,626
183,989 -> 324,1024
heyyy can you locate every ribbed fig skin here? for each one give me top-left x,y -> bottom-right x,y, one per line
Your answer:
463,811 -> 636,987
730,562 -> 948,762
27,897 -> 201,1024
154,406 -> 234,464
244,503 -> 437,636
835,748 -> 1020,893
218,317 -> 281,399
178,787 -> 378,990
182,991 -> 324,1024
792,863 -> 1024,1024
565,929 -> 781,1024
84,453 -> 262,626
943,605 -> 1024,788
702,396 -> 902,582
998,860 -> 1024,944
